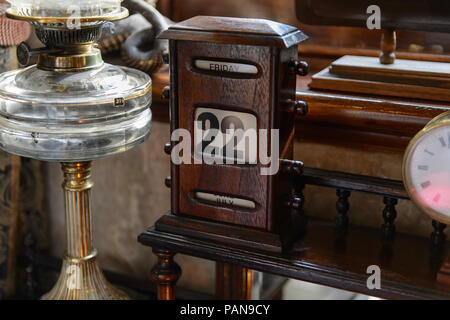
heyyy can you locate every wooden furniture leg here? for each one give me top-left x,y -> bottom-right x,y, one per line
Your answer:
437,254 -> 450,286
151,249 -> 181,300
216,262 -> 253,300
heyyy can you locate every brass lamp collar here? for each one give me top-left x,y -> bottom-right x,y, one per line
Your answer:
7,7 -> 130,72
37,47 -> 104,72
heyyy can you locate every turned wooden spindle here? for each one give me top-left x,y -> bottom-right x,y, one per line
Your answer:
381,197 -> 398,240
435,222 -> 450,286
380,29 -> 397,65
335,189 -> 351,230
151,249 -> 181,300
431,220 -> 447,247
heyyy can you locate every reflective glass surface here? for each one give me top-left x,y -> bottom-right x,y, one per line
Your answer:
0,63 -> 152,161
7,0 -> 123,18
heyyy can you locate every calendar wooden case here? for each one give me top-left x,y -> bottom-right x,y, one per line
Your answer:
160,16 -> 309,232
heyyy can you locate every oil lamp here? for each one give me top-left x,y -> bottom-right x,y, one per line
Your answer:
0,0 -> 152,299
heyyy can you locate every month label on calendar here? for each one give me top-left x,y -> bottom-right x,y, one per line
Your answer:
195,192 -> 256,209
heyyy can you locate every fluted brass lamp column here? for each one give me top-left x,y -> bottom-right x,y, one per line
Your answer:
0,0 -> 152,299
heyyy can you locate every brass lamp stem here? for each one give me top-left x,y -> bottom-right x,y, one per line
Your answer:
42,162 -> 129,300
62,162 -> 94,258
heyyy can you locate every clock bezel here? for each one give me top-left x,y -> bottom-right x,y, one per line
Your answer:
403,111 -> 450,225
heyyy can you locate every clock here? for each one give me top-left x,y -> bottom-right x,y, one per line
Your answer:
403,111 -> 450,224
159,16 -> 310,233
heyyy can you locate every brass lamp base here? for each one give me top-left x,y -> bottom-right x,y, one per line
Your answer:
42,162 -> 130,300
42,251 -> 129,300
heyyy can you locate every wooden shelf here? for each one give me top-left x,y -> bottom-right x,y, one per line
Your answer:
139,213 -> 450,300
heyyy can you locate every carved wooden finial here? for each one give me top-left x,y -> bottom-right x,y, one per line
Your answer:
380,29 -> 397,65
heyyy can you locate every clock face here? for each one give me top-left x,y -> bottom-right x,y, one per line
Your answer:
404,123 -> 450,224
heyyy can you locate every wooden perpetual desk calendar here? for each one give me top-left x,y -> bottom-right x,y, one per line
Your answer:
161,16 -> 309,239
139,10 -> 450,300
